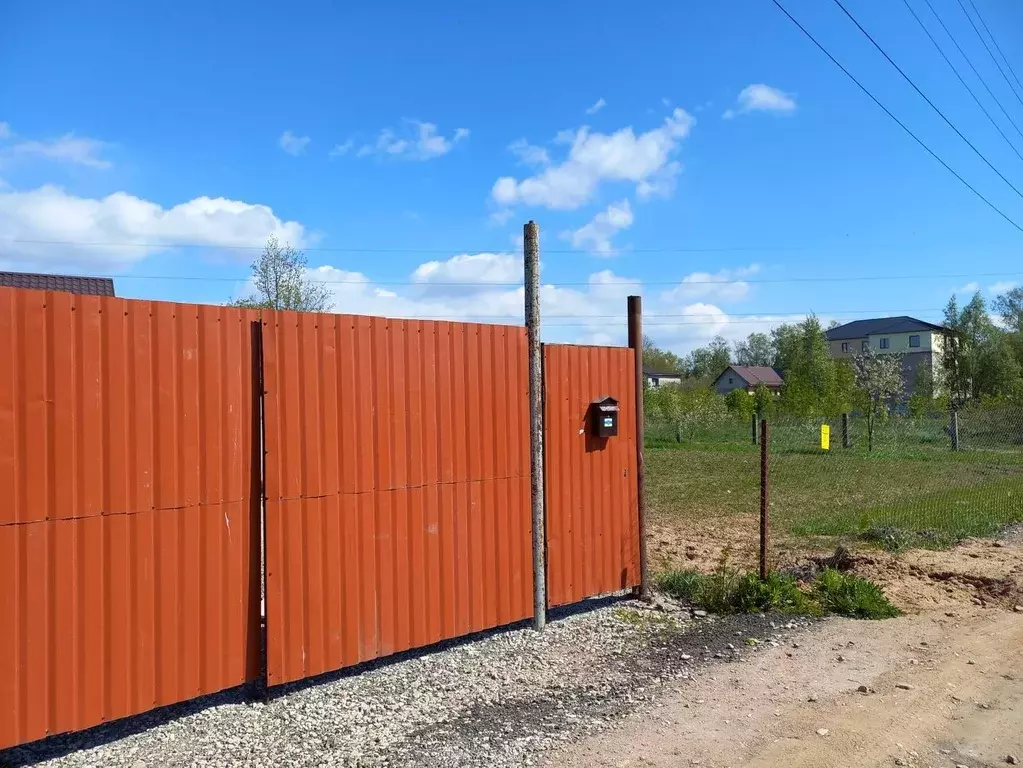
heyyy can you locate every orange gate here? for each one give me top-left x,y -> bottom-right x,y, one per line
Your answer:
0,289 -> 262,750
543,344 -> 640,607
261,312 -> 533,686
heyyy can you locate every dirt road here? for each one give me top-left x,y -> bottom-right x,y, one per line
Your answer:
555,608 -> 1021,767
556,525 -> 1023,768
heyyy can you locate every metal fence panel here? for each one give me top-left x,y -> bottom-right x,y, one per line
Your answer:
543,344 -> 640,607
262,312 -> 532,686
0,288 -> 262,750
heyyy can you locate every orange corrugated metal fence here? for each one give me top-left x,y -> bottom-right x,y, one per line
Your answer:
261,311 -> 533,686
543,344 -> 640,607
0,289 -> 642,750
0,288 -> 262,750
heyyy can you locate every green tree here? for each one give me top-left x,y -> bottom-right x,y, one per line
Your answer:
753,383 -> 775,418
776,316 -> 847,417
642,336 -> 684,376
733,332 -> 774,366
725,387 -> 756,421
942,291 -> 1023,405
993,285 -> 1023,332
851,349 -> 905,451
652,385 -> 727,442
232,235 -> 333,311
684,335 -> 731,380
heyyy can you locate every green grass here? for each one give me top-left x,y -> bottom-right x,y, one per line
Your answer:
656,567 -> 899,620
647,420 -> 1023,550
813,568 -> 900,619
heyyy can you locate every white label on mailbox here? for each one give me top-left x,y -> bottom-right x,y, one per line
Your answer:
603,417 -> 613,427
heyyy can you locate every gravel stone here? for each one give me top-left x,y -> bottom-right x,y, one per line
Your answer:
1,598 -> 817,768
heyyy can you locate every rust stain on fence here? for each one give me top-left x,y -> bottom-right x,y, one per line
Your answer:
543,344 -> 640,607
0,288 -> 262,750
261,312 -> 532,686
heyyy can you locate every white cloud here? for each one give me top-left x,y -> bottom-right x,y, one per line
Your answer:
561,199 -> 634,255
661,264 -> 761,303
491,108 -> 694,210
279,131 -> 311,156
0,185 -> 308,269
508,138 -> 550,167
357,121 -> 468,161
988,281 -> 1017,294
411,252 -> 521,296
489,208 -> 515,226
585,98 -> 607,115
4,133 -> 111,168
955,281 -> 980,294
271,253 -> 804,354
329,139 -> 355,158
0,122 -> 11,139
723,84 -> 797,119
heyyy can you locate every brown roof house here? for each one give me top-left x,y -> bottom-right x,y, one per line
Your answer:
0,270 -> 116,297
712,365 -> 784,396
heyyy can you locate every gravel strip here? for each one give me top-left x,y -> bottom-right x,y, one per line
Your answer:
2,597 -> 816,768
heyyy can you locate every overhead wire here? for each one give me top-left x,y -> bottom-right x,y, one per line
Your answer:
919,0 -> 1023,142
957,0 -> 1023,108
965,0 -> 1023,95
831,0 -> 1023,203
900,0 -> 1023,163
5,237 -> 1018,255
767,0 -> 1023,235
24,269 -> 1023,287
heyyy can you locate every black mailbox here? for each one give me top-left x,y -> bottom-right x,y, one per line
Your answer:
590,396 -> 619,438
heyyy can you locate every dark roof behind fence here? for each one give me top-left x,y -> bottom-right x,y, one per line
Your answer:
0,271 -> 116,297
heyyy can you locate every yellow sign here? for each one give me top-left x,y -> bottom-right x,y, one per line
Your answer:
821,424 -> 831,450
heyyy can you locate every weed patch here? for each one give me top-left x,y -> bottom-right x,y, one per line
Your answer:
656,566 -> 897,620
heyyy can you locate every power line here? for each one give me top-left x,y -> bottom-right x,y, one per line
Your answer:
768,0 -> 1023,235
437,307 -> 951,321
4,236 -> 1022,254
920,0 -> 1023,143
51,269 -> 1023,287
967,0 -> 1023,96
958,0 -> 1023,107
832,0 -> 1023,203
901,0 -> 1023,163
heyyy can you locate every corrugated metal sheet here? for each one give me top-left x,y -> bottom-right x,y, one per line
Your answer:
0,288 -> 262,750
262,312 -> 532,686
543,344 -> 640,607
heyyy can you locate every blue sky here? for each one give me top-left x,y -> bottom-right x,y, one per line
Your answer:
2,0 -> 1023,351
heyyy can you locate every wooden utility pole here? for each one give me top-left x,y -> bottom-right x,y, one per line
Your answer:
627,296 -> 650,600
760,419 -> 770,581
524,221 -> 546,631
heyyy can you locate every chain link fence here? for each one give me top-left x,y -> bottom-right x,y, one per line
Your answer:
645,402 -> 1023,574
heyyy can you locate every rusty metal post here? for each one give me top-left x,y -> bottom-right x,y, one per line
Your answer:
524,220 -> 546,631
627,295 -> 650,601
760,418 -> 769,580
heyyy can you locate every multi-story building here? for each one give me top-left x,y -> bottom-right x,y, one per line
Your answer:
826,316 -> 947,394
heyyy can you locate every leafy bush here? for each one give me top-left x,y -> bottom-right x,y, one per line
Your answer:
655,566 -> 895,619
812,568 -> 900,619
725,388 -> 756,421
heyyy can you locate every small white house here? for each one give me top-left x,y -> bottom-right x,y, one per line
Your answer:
644,367 -> 682,388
